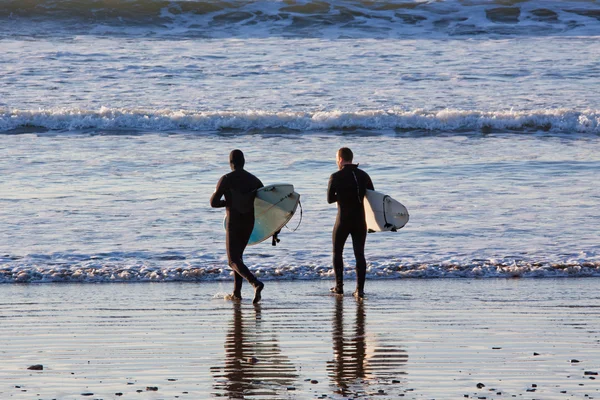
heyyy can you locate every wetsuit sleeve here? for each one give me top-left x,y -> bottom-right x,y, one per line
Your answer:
365,172 -> 374,191
210,176 -> 227,208
327,174 -> 337,204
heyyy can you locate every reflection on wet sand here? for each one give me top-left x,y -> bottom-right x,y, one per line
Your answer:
328,298 -> 408,397
211,303 -> 297,398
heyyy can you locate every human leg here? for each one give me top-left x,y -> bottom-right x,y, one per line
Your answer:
350,224 -> 367,298
332,220 -> 350,294
226,219 -> 263,301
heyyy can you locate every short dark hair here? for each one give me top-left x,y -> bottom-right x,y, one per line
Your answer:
229,149 -> 245,169
338,147 -> 353,162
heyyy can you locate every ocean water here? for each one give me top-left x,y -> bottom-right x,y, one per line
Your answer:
1,0 -> 600,283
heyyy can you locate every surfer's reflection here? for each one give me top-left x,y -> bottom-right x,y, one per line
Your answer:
328,298 -> 408,396
211,302 -> 297,398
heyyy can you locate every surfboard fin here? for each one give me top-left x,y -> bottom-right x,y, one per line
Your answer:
384,223 -> 398,232
272,230 -> 281,246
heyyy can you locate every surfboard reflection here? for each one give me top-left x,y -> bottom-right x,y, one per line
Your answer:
327,298 -> 408,396
211,302 -> 297,398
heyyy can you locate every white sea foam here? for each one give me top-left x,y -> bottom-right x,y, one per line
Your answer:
1,107 -> 599,134
1,258 -> 599,284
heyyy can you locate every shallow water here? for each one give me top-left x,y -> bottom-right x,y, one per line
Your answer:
1,131 -> 600,282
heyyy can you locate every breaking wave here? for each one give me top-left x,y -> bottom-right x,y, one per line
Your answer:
1,107 -> 599,135
1,0 -> 600,38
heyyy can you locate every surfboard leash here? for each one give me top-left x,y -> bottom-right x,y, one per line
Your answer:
285,199 -> 303,232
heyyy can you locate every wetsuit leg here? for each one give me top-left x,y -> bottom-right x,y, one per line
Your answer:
226,216 -> 258,291
232,271 -> 244,297
332,219 -> 351,292
350,223 -> 367,293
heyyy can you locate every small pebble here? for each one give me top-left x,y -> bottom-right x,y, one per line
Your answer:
27,365 -> 43,371
146,386 -> 158,391
532,384 -> 537,387
311,380 -> 318,384
477,383 -> 486,389
392,380 -> 400,384
81,393 -> 94,397
571,359 -> 581,363
115,393 -> 123,396
585,371 -> 599,376
287,386 -> 296,391
533,352 -> 540,356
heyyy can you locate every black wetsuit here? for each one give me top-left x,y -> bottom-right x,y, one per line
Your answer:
327,164 -> 374,293
210,168 -> 263,295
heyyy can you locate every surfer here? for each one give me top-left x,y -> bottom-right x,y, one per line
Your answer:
210,149 -> 265,303
327,147 -> 374,299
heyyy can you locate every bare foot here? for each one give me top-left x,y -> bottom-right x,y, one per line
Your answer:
330,286 -> 343,295
252,282 -> 264,304
225,293 -> 242,301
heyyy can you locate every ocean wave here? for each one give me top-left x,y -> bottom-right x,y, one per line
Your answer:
1,258 -> 599,283
1,0 -> 599,38
1,107 -> 599,135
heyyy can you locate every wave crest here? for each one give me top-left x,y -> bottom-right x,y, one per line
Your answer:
1,107 -> 599,135
2,0 -> 600,38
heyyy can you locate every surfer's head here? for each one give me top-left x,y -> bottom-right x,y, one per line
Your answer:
337,147 -> 353,170
229,149 -> 245,170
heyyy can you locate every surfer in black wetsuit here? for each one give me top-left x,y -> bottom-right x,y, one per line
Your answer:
327,147 -> 374,299
210,149 -> 265,303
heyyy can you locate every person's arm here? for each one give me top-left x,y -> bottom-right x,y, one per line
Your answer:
210,176 -> 227,208
327,174 -> 337,204
365,172 -> 374,191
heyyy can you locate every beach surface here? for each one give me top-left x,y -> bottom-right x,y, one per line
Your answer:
1,279 -> 599,399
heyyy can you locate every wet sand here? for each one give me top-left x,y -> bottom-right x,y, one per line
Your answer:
1,279 -> 599,399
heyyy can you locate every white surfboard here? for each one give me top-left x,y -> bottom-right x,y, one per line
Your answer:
223,184 -> 301,245
364,189 -> 409,232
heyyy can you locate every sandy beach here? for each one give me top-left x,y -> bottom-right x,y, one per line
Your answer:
1,279 -> 599,399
